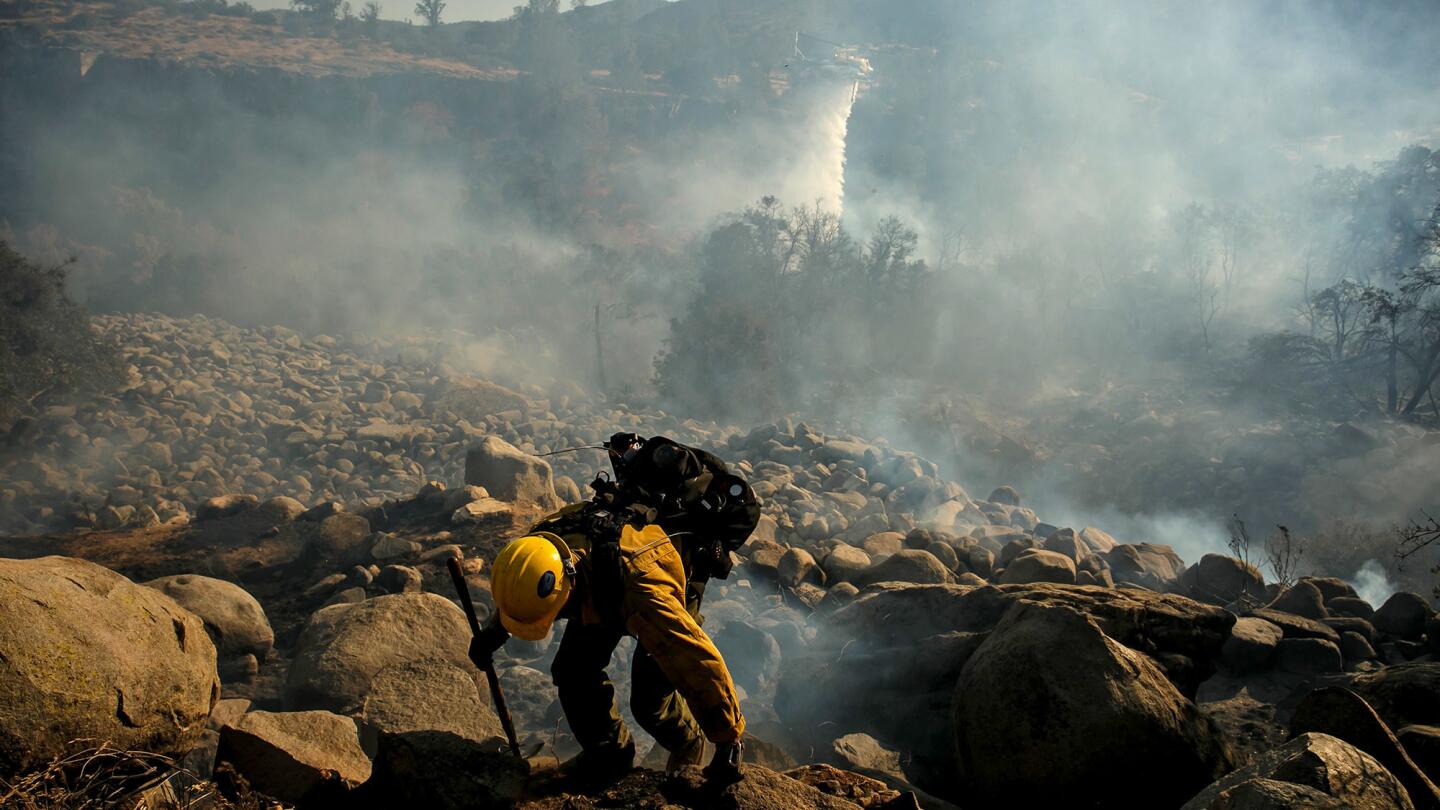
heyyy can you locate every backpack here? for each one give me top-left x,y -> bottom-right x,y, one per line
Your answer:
593,433 -> 760,581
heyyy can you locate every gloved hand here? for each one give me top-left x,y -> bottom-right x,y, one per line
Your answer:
469,620 -> 509,670
704,740 -> 743,784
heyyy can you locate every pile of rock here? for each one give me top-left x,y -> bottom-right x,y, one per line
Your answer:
4,312 -> 1440,809
0,313 -> 735,535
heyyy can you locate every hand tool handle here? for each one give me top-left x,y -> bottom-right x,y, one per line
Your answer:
447,556 -> 522,758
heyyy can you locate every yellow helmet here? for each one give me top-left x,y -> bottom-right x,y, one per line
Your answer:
490,532 -> 574,640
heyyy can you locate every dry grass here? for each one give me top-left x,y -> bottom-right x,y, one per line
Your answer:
0,740 -> 263,810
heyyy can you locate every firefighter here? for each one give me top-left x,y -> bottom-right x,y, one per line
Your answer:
467,511 -> 746,782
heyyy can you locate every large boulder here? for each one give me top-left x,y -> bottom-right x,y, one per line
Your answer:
285,593 -> 473,714
1375,592 -> 1434,640
1178,554 -> 1266,606
778,548 -> 825,588
463,436 -> 561,509
1347,663 -> 1440,733
305,512 -> 375,567
497,666 -> 560,738
1287,687 -> 1440,810
1104,543 -> 1185,591
777,583 -> 1232,796
1247,607 -> 1340,642
1274,638 -> 1343,674
1041,528 -> 1088,563
358,659 -> 503,748
1184,778 -> 1348,808
1269,580 -> 1329,619
1222,616 -> 1283,674
144,574 -> 274,681
217,710 -> 372,805
997,549 -> 1077,585
0,556 -> 219,776
951,601 -> 1232,809
820,544 -> 873,585
1181,733 -> 1415,810
851,549 -> 954,588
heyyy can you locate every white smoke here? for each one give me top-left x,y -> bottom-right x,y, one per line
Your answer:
1349,559 -> 1398,607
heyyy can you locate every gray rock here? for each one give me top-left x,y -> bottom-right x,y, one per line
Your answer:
1274,638 -> 1343,674
860,532 -> 905,559
821,544 -> 872,585
217,710 -> 372,805
998,549 -> 1077,585
451,497 -> 512,526
257,496 -> 306,523
987,486 -> 1020,506
817,582 -> 860,613
144,574 -> 274,680
325,587 -> 368,607
1180,554 -> 1266,606
371,533 -> 420,560
376,564 -> 422,594
1374,592 -> 1433,640
285,593 -> 472,714
1324,617 -> 1376,647
1269,581 -> 1329,620
357,659 -> 502,749
1079,527 -> 1119,554
1041,528 -> 1089,563
1329,596 -> 1375,620
0,556 -> 219,776
852,549 -> 954,588
1104,543 -> 1185,591
197,493 -> 260,521
1299,576 -> 1358,603
463,436 -> 560,509
308,512 -> 373,565
778,548 -> 825,588
1181,732 -> 1414,810
1223,617 -> 1283,674
496,665 -> 559,737
952,601 -> 1232,808
926,539 -> 961,572
964,546 -> 995,579
1247,608 -> 1341,643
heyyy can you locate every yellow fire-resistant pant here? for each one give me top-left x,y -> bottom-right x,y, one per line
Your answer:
551,523 -> 746,756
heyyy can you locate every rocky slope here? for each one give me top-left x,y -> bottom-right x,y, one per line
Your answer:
2,312 -> 1439,809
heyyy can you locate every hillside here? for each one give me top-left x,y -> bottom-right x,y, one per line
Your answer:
0,0 -> 516,78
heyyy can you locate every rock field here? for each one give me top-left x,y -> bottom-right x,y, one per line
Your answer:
2,312 -> 1439,809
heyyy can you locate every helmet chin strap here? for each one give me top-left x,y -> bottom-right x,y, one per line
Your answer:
538,531 -> 579,581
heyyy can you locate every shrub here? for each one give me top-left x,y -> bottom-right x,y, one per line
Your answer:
0,242 -> 122,420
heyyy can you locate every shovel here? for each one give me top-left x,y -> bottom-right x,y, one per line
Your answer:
447,556 -> 523,758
